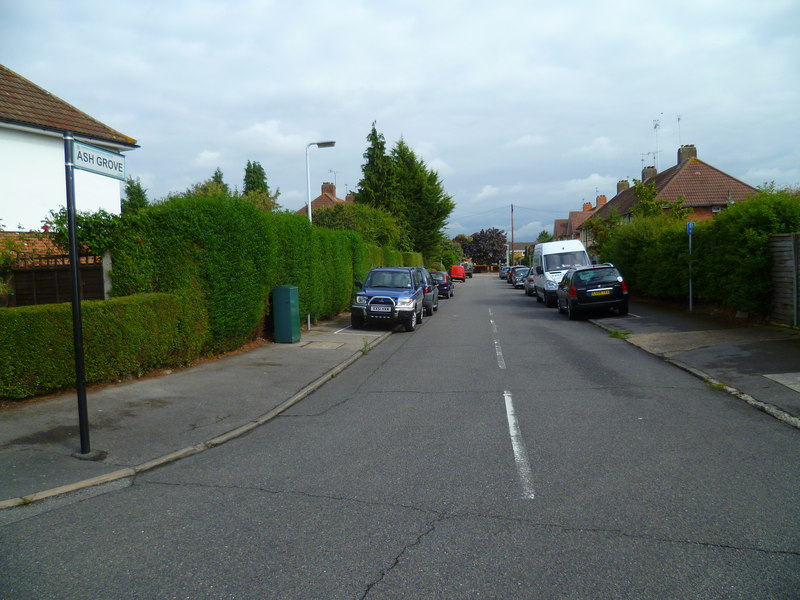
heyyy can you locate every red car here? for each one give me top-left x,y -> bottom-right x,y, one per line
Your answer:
449,264 -> 466,282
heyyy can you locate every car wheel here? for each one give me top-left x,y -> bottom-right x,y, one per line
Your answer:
425,301 -> 433,316
404,310 -> 417,332
351,312 -> 364,329
567,301 -> 580,320
535,290 -> 543,303
545,294 -> 557,308
618,300 -> 629,315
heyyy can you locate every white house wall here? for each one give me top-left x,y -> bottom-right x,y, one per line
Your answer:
0,127 -> 122,232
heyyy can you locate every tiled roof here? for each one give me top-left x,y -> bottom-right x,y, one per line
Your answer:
295,183 -> 353,215
1,231 -> 63,257
553,219 -> 568,238
0,64 -> 137,147
593,157 -> 758,219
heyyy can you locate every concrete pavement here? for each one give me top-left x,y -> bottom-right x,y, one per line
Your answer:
0,314 -> 391,510
1,286 -> 799,511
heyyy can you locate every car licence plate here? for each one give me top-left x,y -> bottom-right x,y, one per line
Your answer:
371,305 -> 391,312
591,289 -> 611,296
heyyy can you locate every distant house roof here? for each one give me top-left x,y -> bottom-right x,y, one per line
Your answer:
553,219 -> 568,239
295,182 -> 353,215
0,63 -> 137,149
593,154 -> 757,220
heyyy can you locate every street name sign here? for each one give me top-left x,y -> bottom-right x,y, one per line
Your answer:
73,140 -> 126,180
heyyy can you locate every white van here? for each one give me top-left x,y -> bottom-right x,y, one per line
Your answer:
532,240 -> 591,307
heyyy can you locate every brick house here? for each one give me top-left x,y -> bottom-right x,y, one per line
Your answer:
295,182 -> 354,217
0,63 -> 138,232
0,64 -> 135,304
590,145 -> 757,225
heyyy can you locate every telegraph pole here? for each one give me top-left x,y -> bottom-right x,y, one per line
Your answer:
510,204 -> 515,265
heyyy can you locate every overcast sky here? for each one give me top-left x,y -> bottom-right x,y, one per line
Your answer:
2,0 -> 798,240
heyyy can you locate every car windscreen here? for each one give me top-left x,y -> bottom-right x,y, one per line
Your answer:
544,251 -> 590,271
364,271 -> 412,288
431,273 -> 446,282
574,268 -> 620,285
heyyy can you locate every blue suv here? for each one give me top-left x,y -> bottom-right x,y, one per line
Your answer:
351,267 -> 425,332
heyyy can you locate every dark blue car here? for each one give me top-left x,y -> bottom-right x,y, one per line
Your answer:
351,267 -> 425,332
431,271 -> 453,298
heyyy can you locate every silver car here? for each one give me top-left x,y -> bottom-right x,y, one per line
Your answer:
523,268 -> 537,296
511,267 -> 529,289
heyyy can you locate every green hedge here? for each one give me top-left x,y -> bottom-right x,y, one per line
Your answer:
0,293 -> 199,399
2,194 -> 430,400
601,190 -> 800,314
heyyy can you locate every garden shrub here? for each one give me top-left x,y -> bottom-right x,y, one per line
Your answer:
0,294 -> 196,399
599,187 -> 800,315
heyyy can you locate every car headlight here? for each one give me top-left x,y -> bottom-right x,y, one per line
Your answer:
355,296 -> 367,305
396,297 -> 413,307
545,280 -> 558,291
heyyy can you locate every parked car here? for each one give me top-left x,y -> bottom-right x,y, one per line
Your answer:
512,267 -> 529,289
533,239 -> 591,307
499,265 -> 510,279
507,265 -> 527,285
556,263 -> 629,320
413,266 -> 439,316
523,269 -> 537,296
450,264 -> 466,282
431,271 -> 453,298
351,267 -> 425,331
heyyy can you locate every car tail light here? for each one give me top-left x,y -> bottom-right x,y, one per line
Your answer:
621,280 -> 628,293
569,285 -> 578,298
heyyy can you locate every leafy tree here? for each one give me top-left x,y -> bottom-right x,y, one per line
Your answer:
536,229 -> 553,243
631,180 -> 691,220
0,226 -> 23,304
452,234 -> 472,252
122,176 -> 149,215
188,168 -> 231,197
355,122 -> 401,215
464,227 -> 507,264
45,208 -> 120,256
312,202 -> 407,248
243,160 -> 280,211
391,139 -> 454,257
581,208 -> 621,257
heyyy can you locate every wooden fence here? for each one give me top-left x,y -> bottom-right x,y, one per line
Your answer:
1,254 -> 104,307
769,233 -> 800,327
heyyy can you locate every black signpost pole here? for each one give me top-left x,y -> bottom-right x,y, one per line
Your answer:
63,132 -> 91,455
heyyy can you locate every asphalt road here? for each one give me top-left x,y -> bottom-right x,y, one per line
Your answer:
2,275 -> 799,599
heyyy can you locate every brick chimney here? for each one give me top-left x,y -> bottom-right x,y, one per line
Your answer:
345,193 -> 355,204
617,180 -> 630,194
595,195 -> 607,208
582,201 -> 592,211
677,144 -> 697,164
642,166 -> 657,182
321,182 -> 336,198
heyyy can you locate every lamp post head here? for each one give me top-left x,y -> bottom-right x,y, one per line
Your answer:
315,140 -> 336,148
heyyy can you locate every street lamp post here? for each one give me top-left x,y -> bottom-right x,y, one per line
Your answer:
303,140 -> 335,331
305,140 -> 336,223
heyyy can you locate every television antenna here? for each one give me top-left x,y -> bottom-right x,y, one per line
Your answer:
653,115 -> 663,169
